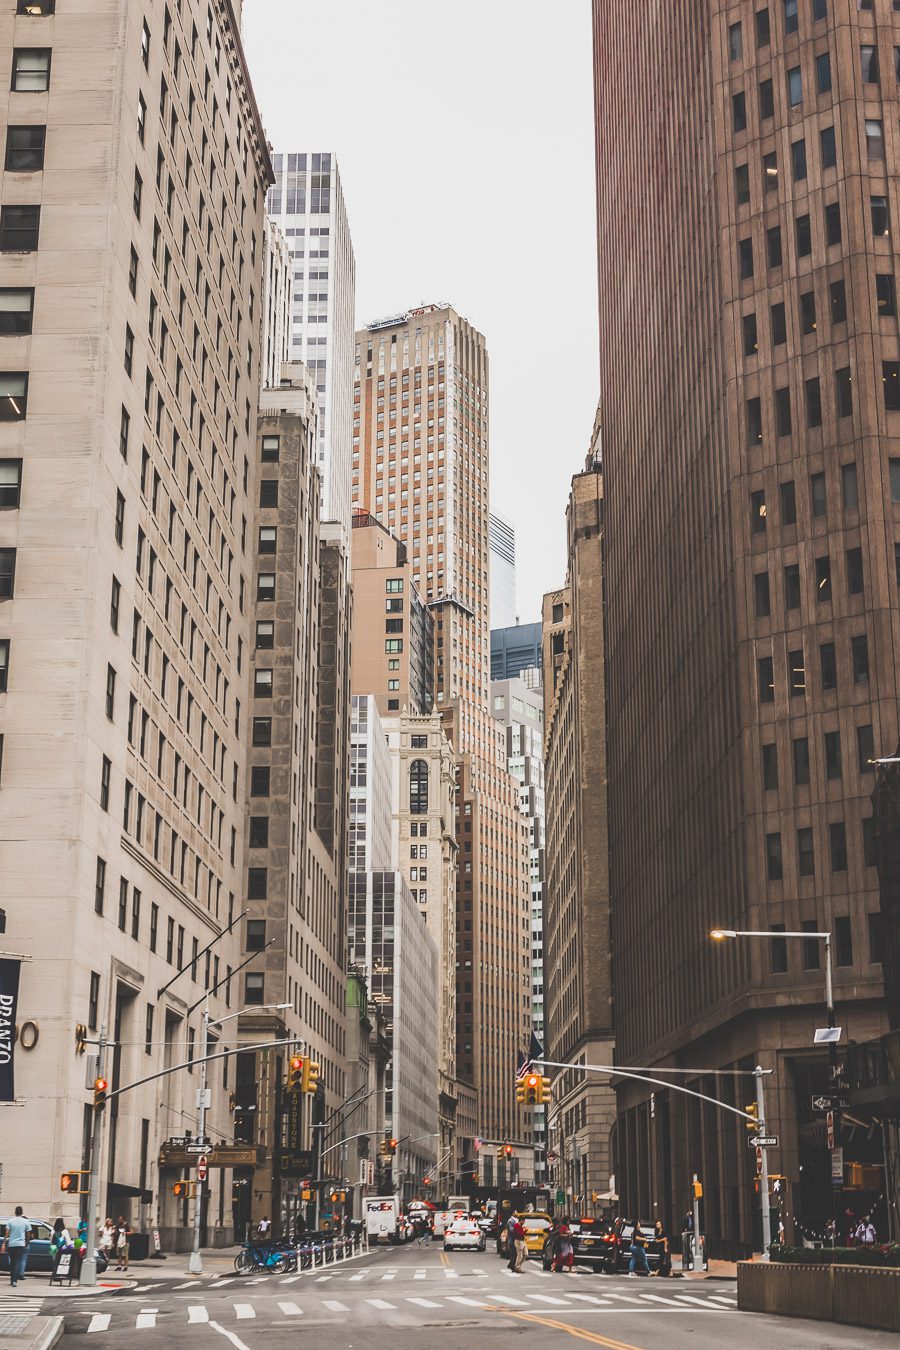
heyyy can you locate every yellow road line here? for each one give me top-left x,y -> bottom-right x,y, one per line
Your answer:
486,1307 -> 646,1350
439,1250 -> 450,1268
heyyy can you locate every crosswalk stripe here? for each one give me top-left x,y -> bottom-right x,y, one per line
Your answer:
568,1293 -> 612,1305
175,1280 -> 203,1289
485,1294 -> 527,1306
443,1269 -> 458,1279
135,1311 -> 157,1328
406,1297 -> 441,1308
322,1299 -> 349,1312
348,1273 -> 367,1281
213,1278 -> 236,1287
413,1272 -> 426,1280
188,1305 -> 209,1323
709,1295 -> 738,1305
381,1272 -> 396,1281
641,1293 -> 686,1307
234,1303 -> 256,1319
527,1294 -> 570,1306
277,1301 -> 303,1315
315,1274 -> 331,1282
675,1294 -> 718,1307
366,1298 -> 395,1309
447,1295 -> 485,1307
280,1274 -> 302,1284
86,1313 -> 111,1333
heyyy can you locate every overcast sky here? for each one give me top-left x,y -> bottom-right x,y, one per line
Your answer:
242,0 -> 599,623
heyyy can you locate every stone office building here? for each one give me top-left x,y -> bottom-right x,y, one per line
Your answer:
0,0 -> 272,1247
594,0 -> 900,1247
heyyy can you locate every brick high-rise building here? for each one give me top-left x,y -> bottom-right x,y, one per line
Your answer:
594,0 -> 899,1246
353,305 -> 530,1158
0,0 -> 271,1244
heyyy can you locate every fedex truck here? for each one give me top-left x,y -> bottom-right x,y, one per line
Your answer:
365,1196 -> 399,1243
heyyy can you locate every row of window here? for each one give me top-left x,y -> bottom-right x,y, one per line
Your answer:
766,915 -> 878,976
762,725 -> 868,790
746,363 -> 900,445
753,550 -> 869,614
764,818 -> 871,881
750,461 -> 900,533
728,1 -> 898,62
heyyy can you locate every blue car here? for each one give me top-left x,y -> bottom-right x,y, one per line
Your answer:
0,1218 -> 109,1275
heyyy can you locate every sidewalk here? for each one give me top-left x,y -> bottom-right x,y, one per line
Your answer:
670,1256 -> 738,1280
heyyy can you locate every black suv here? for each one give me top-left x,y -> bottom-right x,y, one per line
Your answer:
542,1218 -> 660,1275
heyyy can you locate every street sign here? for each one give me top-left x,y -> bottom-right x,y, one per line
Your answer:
556,1189 -> 565,1206
546,1151 -> 558,1163
831,1146 -> 843,1185
755,1146 -> 763,1176
811,1093 -> 850,1112
826,1111 -> 835,1150
748,1135 -> 778,1148
185,1143 -> 208,1155
197,1154 -> 208,1181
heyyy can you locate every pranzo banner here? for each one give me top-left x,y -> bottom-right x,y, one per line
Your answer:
0,957 -> 22,1101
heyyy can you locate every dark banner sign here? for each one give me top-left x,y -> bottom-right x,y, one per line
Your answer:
0,957 -> 22,1102
280,1088 -> 313,1177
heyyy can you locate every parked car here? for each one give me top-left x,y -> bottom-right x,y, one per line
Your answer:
0,1218 -> 110,1275
497,1212 -> 553,1259
443,1218 -> 486,1252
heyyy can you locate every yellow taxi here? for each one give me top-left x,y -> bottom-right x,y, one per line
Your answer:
519,1212 -> 553,1258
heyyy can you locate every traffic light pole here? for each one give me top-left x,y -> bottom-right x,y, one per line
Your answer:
188,998 -> 211,1274
755,1065 -> 772,1256
80,1025 -> 107,1288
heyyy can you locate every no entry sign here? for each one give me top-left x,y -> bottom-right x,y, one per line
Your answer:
197,1154 -> 208,1182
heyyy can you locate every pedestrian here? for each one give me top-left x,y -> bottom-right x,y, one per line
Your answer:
257,1215 -> 271,1240
99,1217 -> 115,1256
553,1218 -> 574,1273
2,1207 -> 32,1288
113,1215 -> 131,1271
682,1209 -> 694,1234
627,1220 -> 650,1277
50,1218 -> 71,1260
653,1220 -> 671,1277
855,1215 -> 877,1247
507,1215 -> 525,1272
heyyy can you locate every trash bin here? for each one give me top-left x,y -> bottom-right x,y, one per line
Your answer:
681,1231 -> 693,1270
128,1232 -> 150,1261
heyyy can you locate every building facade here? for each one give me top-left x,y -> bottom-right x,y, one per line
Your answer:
490,621 -> 543,683
595,0 -> 899,1248
489,509 -> 517,630
352,305 -> 531,1170
261,216 -> 292,392
0,0 -> 272,1246
350,510 -> 434,720
234,364 -> 352,1238
265,153 -> 355,543
491,674 -> 547,1174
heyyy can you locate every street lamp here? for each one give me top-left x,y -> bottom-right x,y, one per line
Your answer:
709,928 -> 835,1034
187,1002 -> 291,1273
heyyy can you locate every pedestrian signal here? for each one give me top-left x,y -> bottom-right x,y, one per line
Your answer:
288,1055 -> 304,1092
173,1181 -> 196,1198
93,1076 -> 109,1111
503,1144 -> 514,1158
60,1170 -> 87,1194
744,1103 -> 758,1130
301,1058 -> 320,1094
693,1180 -> 703,1199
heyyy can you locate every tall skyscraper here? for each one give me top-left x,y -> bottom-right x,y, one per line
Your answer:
0,0 -> 270,1243
489,510 -> 517,630
541,439 -> 615,1211
490,621 -> 543,682
595,0 -> 898,1244
266,153 -> 355,541
353,305 -> 530,1155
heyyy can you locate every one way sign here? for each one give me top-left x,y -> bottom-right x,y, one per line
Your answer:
811,1094 -> 850,1112
748,1135 -> 778,1148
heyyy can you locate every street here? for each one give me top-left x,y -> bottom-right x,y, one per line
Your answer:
17,1242 -> 893,1349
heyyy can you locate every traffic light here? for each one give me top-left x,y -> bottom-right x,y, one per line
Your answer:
389,1137 -> 398,1154
173,1181 -> 196,1198
74,1023 -> 87,1055
301,1059 -> 320,1094
692,1180 -> 703,1199
744,1102 -> 758,1130
379,1136 -> 391,1157
504,1144 -> 514,1158
523,1073 -> 541,1105
516,1076 -> 527,1104
93,1076 -> 109,1111
288,1055 -> 304,1092
60,1171 -> 87,1194
422,1176 -> 431,1187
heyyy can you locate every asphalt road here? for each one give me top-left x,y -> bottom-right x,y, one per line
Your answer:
39,1241 -> 899,1349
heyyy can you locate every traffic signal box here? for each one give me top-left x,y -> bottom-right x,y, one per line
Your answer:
173,1181 -> 198,1199
288,1055 -> 304,1092
517,1072 -> 551,1106
744,1103 -> 759,1130
60,1171 -> 89,1195
301,1058 -> 320,1094
379,1135 -> 398,1157
93,1077 -> 109,1111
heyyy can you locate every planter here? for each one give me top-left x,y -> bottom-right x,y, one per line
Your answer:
738,1260 -> 900,1333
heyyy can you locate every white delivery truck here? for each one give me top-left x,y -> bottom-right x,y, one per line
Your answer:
365,1196 -> 400,1244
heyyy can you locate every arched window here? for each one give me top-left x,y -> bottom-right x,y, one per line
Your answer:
409,759 -> 429,815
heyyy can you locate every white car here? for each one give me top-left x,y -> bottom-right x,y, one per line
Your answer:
443,1218 -> 486,1252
